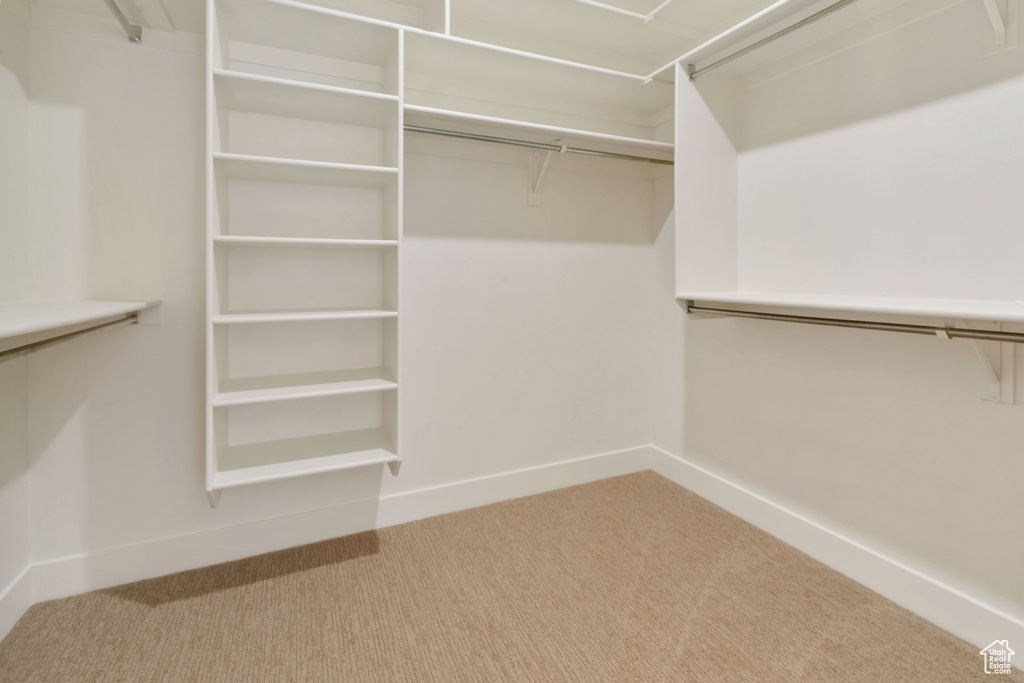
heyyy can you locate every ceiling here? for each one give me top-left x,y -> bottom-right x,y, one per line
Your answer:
34,0 -> 924,78
32,0 -> 780,72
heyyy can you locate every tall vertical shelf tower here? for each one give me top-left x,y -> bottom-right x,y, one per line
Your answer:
206,0 -> 405,505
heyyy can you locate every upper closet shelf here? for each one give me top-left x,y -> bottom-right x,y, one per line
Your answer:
650,0 -> 861,81
404,105 -> 674,163
679,292 -> 1024,324
404,31 -> 675,147
0,300 -> 160,357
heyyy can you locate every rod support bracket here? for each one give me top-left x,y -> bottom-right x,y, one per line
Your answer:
957,320 -> 1015,404
983,0 -> 1019,55
529,141 -> 562,206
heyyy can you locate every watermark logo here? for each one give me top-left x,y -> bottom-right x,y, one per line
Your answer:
980,640 -> 1015,675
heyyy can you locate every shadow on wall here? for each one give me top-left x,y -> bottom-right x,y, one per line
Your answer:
103,531 -> 381,607
403,138 -> 667,245
0,359 -> 30,498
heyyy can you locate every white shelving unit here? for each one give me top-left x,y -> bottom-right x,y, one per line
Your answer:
205,0 -> 680,504
207,0 -> 405,505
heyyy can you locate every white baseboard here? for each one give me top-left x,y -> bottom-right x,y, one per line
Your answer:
23,445 -> 653,611
376,445 -> 656,528
648,445 -> 1024,651
6,443 -> 1019,654
0,566 -> 32,642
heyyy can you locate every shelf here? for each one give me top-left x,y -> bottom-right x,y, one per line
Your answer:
0,300 -> 159,355
212,427 -> 397,489
277,0 -> 446,33
679,292 -> 1024,323
404,105 -> 674,162
215,68 -> 398,102
214,367 -> 397,406
213,153 -> 397,187
214,0 -> 400,93
213,70 -> 400,167
0,300 -> 157,339
404,31 -> 674,142
213,308 -> 398,324
214,69 -> 399,121
213,236 -> 397,248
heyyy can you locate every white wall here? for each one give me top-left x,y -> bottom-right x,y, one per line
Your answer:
666,0 -> 1024,626
0,0 -> 32,302
396,144 -> 659,492
3,8 -> 663,628
0,0 -> 35,640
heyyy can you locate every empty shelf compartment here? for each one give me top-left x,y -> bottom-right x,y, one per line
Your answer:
212,427 -> 397,489
213,243 -> 398,316
212,71 -> 400,168
212,0 -> 401,94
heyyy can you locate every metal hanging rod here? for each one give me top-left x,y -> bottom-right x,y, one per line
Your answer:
0,313 -> 140,364
404,125 -> 674,166
103,0 -> 142,43
686,303 -> 1024,344
688,0 -> 861,80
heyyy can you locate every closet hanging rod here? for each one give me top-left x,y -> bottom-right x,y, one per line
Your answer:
102,0 -> 142,43
686,303 -> 1024,343
0,313 -> 140,364
687,0 -> 861,80
404,125 -> 674,165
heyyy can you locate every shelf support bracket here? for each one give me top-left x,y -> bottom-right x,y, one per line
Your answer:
388,460 -> 401,476
983,0 -> 1019,55
957,320 -> 1015,404
528,140 -> 563,206
207,489 -> 222,508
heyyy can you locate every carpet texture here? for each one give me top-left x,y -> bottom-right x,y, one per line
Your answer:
1,471 -> 1018,681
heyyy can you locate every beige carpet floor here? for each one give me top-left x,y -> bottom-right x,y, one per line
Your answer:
0,471 -> 1018,682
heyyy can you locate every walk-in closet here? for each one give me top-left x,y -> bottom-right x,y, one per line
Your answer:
1,0 -> 1022,678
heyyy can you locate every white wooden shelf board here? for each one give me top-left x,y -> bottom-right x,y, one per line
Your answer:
215,70 -> 398,126
0,300 -> 158,340
679,292 -> 1024,323
213,153 -> 397,187
404,105 -> 674,161
213,236 -> 398,248
272,0 -> 423,34
213,427 -> 397,489
213,308 -> 398,324
215,367 -> 397,406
